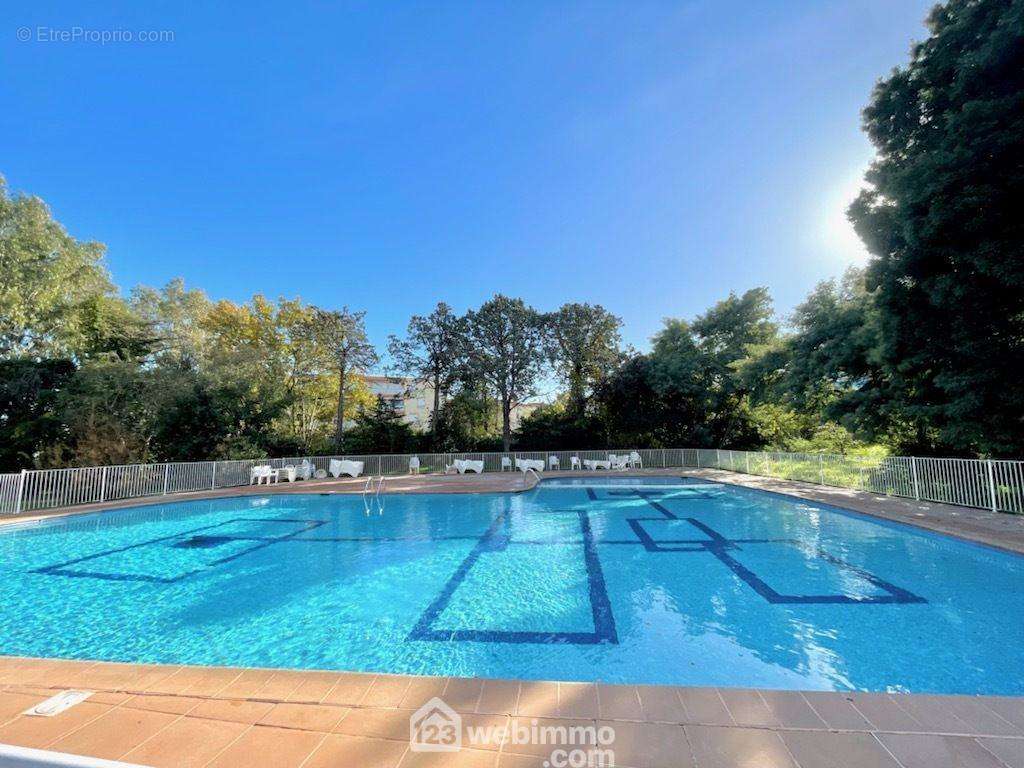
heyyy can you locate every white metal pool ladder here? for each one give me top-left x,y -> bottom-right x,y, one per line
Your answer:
362,475 -> 386,515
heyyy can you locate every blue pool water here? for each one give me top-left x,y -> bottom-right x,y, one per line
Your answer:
1,478 -> 1022,694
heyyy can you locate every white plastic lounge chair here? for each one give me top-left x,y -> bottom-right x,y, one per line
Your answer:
250,465 -> 273,485
583,458 -> 610,470
570,455 -> 581,470
446,459 -> 484,474
515,458 -> 545,473
501,456 -> 513,472
275,466 -> 297,482
628,451 -> 643,468
409,456 -> 420,474
611,454 -> 630,470
329,459 -> 364,478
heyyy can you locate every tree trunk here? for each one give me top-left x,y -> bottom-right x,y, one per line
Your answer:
335,359 -> 347,452
432,377 -> 441,440
502,398 -> 512,452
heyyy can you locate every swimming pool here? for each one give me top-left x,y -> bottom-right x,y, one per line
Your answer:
1,477 -> 1022,694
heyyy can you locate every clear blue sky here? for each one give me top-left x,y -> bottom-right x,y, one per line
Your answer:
2,0 -> 932,361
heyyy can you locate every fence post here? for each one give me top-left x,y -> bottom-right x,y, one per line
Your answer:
987,459 -> 998,512
211,461 -> 218,490
163,464 -> 170,495
911,457 -> 920,500
716,448 -> 721,468
99,466 -> 108,503
818,454 -> 825,485
14,470 -> 26,515
696,450 -> 701,469
661,448 -> 667,468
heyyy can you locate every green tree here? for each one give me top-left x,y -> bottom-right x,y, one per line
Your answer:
693,289 -> 778,444
465,295 -> 547,451
52,359 -> 155,466
346,396 -> 418,454
546,303 -> 622,418
130,279 -> 212,370
387,302 -> 468,444
300,307 -> 378,451
849,0 -> 1024,455
0,359 -> 75,468
0,176 -> 113,357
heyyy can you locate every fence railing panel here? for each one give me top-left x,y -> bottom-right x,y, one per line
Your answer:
2,448 -> 1022,517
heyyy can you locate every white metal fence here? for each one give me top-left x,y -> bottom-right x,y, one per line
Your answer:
698,449 -> 1024,515
1,447 -> 1021,517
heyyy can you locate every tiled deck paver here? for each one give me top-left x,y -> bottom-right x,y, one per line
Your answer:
1,661 -> 1023,767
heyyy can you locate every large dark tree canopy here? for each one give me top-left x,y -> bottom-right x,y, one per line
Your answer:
850,0 -> 1024,455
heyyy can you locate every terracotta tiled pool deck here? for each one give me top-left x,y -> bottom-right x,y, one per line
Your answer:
2,658 -> 1024,767
2,470 -> 1023,766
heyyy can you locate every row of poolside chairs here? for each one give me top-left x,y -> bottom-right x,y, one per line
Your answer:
450,453 -> 645,474
250,458 -> 366,485
250,451 -> 645,484
250,460 -> 316,485
498,452 -> 644,472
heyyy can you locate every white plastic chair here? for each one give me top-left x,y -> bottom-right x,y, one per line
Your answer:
250,465 -> 273,485
548,455 -> 560,470
409,456 -> 420,474
628,451 -> 643,468
570,455 -> 581,470
501,456 -> 513,472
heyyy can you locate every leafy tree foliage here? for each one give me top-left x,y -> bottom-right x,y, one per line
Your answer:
388,302 -> 468,441
345,396 -> 419,454
465,295 -> 547,451
849,0 -> 1024,456
299,307 -> 378,451
546,303 -> 623,418
0,177 -> 112,357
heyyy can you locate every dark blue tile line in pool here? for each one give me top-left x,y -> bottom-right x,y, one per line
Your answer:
629,515 -> 927,605
33,493 -> 925,610
408,510 -> 618,645
606,489 -> 717,500
33,517 -> 329,584
32,519 -> 237,584
206,519 -> 328,566
708,543 -> 926,605
578,510 -> 619,644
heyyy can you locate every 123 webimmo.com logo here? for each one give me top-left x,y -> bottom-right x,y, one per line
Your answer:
409,696 -> 616,766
